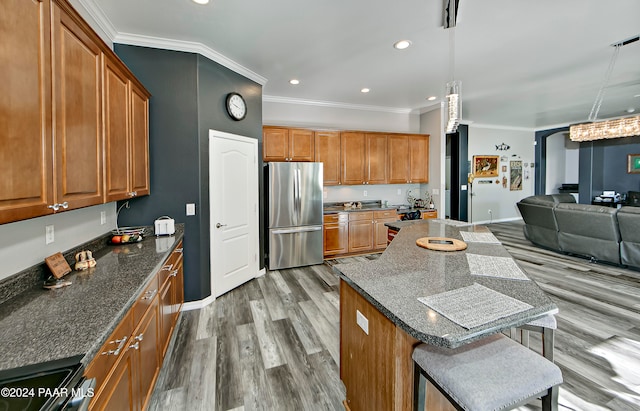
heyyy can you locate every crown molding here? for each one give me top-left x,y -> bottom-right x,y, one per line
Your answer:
74,0 -> 118,42
263,95 -> 414,114
468,123 -> 535,132
114,33 -> 268,86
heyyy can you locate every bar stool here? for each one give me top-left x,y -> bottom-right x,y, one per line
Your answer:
412,333 -> 562,411
510,314 -> 557,362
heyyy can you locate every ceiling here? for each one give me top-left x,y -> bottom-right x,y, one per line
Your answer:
81,0 -> 640,130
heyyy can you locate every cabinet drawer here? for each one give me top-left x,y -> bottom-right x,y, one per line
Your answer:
374,210 -> 396,219
159,241 -> 183,286
348,211 -> 374,221
324,213 -> 348,223
85,311 -> 133,395
132,274 -> 159,326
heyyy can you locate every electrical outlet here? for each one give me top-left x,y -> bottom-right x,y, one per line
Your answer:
363,190 -> 368,197
100,211 -> 106,225
356,310 -> 369,335
488,209 -> 493,215
397,189 -> 401,195
186,203 -> 196,216
45,225 -> 54,244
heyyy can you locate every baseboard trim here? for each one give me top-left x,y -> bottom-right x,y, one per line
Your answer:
182,294 -> 216,311
475,217 -> 523,225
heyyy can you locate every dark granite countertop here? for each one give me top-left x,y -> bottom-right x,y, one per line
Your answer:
323,200 -> 425,214
334,220 -> 557,348
0,227 -> 184,372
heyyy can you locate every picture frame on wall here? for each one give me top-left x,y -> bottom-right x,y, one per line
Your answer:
473,155 -> 499,177
628,154 -> 640,174
510,160 -> 523,191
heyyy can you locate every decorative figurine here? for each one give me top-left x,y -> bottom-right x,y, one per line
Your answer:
75,250 -> 97,271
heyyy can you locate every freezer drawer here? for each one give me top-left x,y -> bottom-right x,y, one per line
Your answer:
269,226 -> 323,270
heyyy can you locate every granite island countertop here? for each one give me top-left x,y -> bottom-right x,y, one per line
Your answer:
0,227 -> 184,372
333,220 -> 557,348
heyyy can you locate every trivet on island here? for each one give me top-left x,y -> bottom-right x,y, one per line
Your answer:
416,237 -> 467,251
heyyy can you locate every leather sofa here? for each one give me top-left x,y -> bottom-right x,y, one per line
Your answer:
517,194 -> 640,268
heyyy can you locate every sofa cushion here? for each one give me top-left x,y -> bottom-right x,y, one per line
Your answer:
617,207 -> 640,268
554,203 -> 620,263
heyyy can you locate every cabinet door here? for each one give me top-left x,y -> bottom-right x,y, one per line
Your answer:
263,127 -> 288,161
159,278 -> 174,358
324,223 -> 348,256
170,257 -> 184,324
366,134 -> 387,184
341,132 -> 366,185
289,129 -> 314,161
409,135 -> 429,183
130,82 -> 150,197
373,211 -> 397,250
348,219 -> 374,253
315,131 -> 341,185
103,56 -> 130,202
0,0 -> 53,224
387,135 -> 410,184
52,1 -> 103,209
134,297 -> 160,411
90,347 -> 138,411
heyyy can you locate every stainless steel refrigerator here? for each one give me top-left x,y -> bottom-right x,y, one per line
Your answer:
267,162 -> 323,270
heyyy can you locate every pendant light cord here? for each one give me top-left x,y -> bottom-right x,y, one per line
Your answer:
588,45 -> 620,122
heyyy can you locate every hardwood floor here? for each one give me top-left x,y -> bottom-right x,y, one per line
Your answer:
148,221 -> 640,411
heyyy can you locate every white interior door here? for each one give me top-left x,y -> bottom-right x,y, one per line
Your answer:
209,130 -> 259,297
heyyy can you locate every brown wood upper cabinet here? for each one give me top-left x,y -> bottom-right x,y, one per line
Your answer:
314,131 -> 341,185
0,0 -> 53,224
52,0 -> 104,210
388,134 -> 429,184
263,126 -> 314,162
1,0 -> 150,225
104,55 -> 150,202
341,132 -> 388,185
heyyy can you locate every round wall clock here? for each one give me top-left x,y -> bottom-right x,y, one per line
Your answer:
226,92 -> 247,121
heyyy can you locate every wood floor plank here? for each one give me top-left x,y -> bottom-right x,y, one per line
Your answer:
298,299 -> 339,365
236,323 -> 274,411
249,299 -> 286,369
185,336 -> 217,411
257,274 -> 288,321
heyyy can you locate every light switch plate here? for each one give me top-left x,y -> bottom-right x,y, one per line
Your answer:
100,211 -> 106,225
356,310 -> 369,335
461,185 -> 468,191
45,225 -> 54,244
186,203 -> 196,216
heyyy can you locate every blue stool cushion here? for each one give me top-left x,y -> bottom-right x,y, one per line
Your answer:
412,334 -> 563,411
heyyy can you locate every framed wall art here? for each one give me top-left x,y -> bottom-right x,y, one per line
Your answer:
510,160 -> 523,191
473,155 -> 499,177
628,154 -> 640,174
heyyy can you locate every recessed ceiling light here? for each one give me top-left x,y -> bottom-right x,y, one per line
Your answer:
427,96 -> 437,101
361,88 -> 370,93
289,79 -> 300,85
393,40 -> 412,50
192,0 -> 209,4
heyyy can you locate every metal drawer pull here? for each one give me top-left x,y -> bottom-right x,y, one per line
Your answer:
175,248 -> 183,254
162,263 -> 173,271
101,336 -> 128,356
129,341 -> 140,350
170,269 -> 178,277
135,333 -> 144,342
142,289 -> 157,300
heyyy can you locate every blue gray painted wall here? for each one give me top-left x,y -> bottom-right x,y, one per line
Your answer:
113,44 -> 263,302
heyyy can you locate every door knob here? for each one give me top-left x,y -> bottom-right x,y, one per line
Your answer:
216,223 -> 227,228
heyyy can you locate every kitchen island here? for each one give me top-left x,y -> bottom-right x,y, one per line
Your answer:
334,219 -> 557,411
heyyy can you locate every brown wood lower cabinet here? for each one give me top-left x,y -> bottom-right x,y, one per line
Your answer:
324,210 -> 399,258
86,241 -> 183,411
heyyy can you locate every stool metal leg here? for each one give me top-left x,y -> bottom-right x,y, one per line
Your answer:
542,328 -> 555,363
541,385 -> 559,411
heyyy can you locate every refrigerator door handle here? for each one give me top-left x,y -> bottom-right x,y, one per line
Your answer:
271,226 -> 322,235
295,167 -> 302,224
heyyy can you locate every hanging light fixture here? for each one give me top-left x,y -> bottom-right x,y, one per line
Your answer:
570,35 -> 640,142
444,0 -> 461,134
